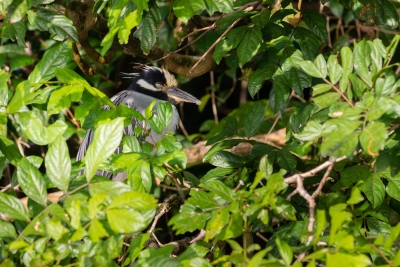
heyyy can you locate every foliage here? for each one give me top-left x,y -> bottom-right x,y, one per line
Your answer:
0,0 -> 400,266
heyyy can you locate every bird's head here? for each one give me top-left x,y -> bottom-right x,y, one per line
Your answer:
124,66 -> 201,105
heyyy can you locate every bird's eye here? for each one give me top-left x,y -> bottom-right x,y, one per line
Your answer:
155,82 -> 164,90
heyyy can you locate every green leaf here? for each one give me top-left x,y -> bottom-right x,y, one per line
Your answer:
353,39 -> 372,86
45,218 -> 69,241
359,122 -> 387,156
213,26 -> 248,64
205,208 -> 229,241
341,165 -> 371,188
2,19 -> 27,47
298,60 -> 324,78
276,237 -> 293,266
133,2 -> 162,53
210,151 -> 244,168
107,0 -> 130,27
339,46 -> 353,92
17,158 -> 47,206
47,85 -> 84,115
248,63 -> 276,98
327,54 -> 343,85
201,180 -> 235,202
237,26 -> 262,68
204,139 -> 252,162
0,220 -> 17,238
0,136 -> 22,166
281,49 -> 311,97
6,0 -> 32,23
381,171 -> 400,202
244,101 -> 265,138
359,172 -> 385,208
108,191 -> 157,210
173,0 -> 206,23
128,160 -> 153,192
302,10 -> 328,43
45,134 -> 71,192
10,55 -> 34,71
366,96 -> 391,121
55,68 -> 91,89
272,69 -> 291,114
352,0 -> 398,29
0,192 -> 30,221
313,92 -> 341,109
326,252 -> 371,267
201,167 -> 235,183
89,181 -> 132,198
88,218 -> 108,242
375,72 -> 396,96
28,42 -> 72,84
346,186 -> 364,204
293,27 -> 321,60
18,112 -> 68,145
85,118 -> 125,181
204,0 -> 233,15
321,130 -> 359,159
106,209 -> 147,233
294,120 -> 323,141
27,10 -> 79,43
0,71 -> 10,106
158,102 -> 173,129
7,80 -> 38,114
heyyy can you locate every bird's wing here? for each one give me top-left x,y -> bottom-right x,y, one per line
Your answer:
76,90 -> 140,178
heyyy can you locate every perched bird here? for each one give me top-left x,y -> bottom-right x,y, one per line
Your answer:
76,66 -> 201,181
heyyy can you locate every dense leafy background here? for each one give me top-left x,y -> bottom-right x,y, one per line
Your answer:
0,0 -> 400,266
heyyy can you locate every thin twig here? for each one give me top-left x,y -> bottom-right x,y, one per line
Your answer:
256,232 -> 268,243
164,165 -> 185,200
210,71 -> 219,124
323,78 -> 354,107
267,116 -> 280,136
190,18 -> 242,73
190,229 -> 206,244
178,120 -> 190,139
284,155 -> 347,184
148,203 -> 170,233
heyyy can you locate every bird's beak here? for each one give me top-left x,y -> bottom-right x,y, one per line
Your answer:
165,87 -> 201,105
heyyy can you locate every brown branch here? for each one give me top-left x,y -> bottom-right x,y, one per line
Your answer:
284,155 -> 346,184
164,165 -> 186,200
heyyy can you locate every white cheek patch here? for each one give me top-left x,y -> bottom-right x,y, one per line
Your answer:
137,79 -> 157,91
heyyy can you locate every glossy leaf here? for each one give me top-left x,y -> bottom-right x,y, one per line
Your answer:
302,10 -> 328,43
359,173 -> 385,208
293,27 -> 321,60
201,180 -> 235,202
213,26 -> 248,64
2,19 -> 27,47
28,42 -> 72,84
18,112 -> 68,145
47,85 -> 84,115
27,10 -> 79,43
17,158 -> 47,206
359,122 -> 387,156
353,40 -> 372,86
45,134 -> 71,192
281,49 -> 311,97
244,101 -> 265,138
327,54 -> 343,85
0,192 -> 30,221
204,0 -> 233,15
248,63 -> 276,98
7,80 -> 38,114
205,208 -> 229,241
133,2 -> 162,53
173,0 -> 206,23
237,26 -> 262,68
339,46 -> 354,92
6,0 -> 32,23
85,118 -> 124,181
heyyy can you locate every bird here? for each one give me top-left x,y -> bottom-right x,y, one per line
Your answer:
76,66 -> 201,181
